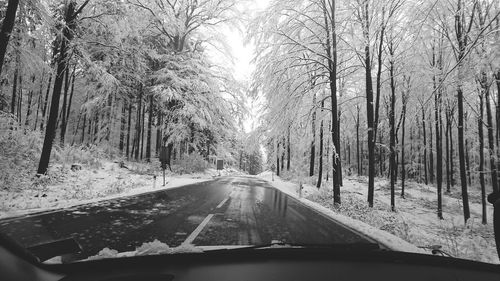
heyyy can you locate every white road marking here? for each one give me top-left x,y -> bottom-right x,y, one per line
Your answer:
216,197 -> 229,209
181,188 -> 234,245
182,214 -> 214,245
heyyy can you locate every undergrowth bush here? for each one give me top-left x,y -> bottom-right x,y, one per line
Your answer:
128,160 -> 160,175
307,187 -> 411,241
172,153 -> 208,174
0,114 -> 43,191
52,144 -> 119,169
0,112 -> 123,191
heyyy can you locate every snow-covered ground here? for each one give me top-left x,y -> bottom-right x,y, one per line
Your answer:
0,160 -> 236,219
257,171 -> 499,264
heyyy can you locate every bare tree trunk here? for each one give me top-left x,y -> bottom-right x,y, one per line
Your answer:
326,121 -> 331,181
360,0 -> 375,207
140,101 -> 146,160
448,109 -> 455,187
348,141 -> 351,167
0,0 -> 20,77
59,68 -> 70,145
418,121 -> 422,181
356,106 -> 361,175
126,102 -> 132,158
373,6 -> 387,148
276,140 -> 280,177
287,126 -> 291,171
103,91 -> 113,143
401,88 -> 407,200
429,114 -> 434,183
40,74 -> 52,131
322,0 -> 340,203
10,66 -> 18,117
81,108 -> 87,144
479,85 -> 487,224
310,92 -> 316,177
495,70 -> 500,148
422,106 -> 428,185
93,114 -> 99,143
389,48 -> 397,210
17,73 -> 22,123
434,53 -> 443,219
465,112 -> 471,186
87,112 -> 92,143
156,112 -> 162,155
317,99 -> 324,188
134,86 -> 143,160
455,0 -> 470,223
337,91 -> 343,187
119,99 -> 126,152
24,76 -> 35,126
484,73 -> 500,194
64,68 -> 76,132
146,94 -> 153,162
379,134 -> 383,177
281,136 -> 285,171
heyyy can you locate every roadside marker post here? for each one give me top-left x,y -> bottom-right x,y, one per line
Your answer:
216,159 -> 224,177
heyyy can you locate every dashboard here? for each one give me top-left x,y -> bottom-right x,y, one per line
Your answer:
2,239 -> 500,281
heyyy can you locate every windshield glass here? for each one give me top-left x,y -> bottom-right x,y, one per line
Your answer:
0,0 -> 499,265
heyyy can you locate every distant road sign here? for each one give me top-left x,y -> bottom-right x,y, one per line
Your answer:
160,146 -> 170,171
160,146 -> 168,165
271,164 -> 276,171
216,160 -> 224,170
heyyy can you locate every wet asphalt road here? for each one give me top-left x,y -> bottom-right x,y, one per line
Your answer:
0,176 -> 370,260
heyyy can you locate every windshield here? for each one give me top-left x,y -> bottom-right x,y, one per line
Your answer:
0,0 -> 499,265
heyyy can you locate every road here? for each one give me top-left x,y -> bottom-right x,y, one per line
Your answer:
0,176 -> 372,260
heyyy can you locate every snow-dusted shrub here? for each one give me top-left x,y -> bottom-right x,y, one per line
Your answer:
52,145 -> 108,169
307,187 -> 409,238
0,113 -> 43,191
173,153 -> 208,174
104,180 -> 132,196
128,160 -> 159,175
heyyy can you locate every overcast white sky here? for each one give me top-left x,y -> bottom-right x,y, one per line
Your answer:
223,0 -> 269,133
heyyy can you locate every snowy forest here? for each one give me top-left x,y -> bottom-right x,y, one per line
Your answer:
251,0 -> 500,224
0,0 -> 263,177
1,0 -> 500,264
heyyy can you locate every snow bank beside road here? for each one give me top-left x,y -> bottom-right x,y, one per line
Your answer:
0,161 -> 222,219
258,171 -> 499,264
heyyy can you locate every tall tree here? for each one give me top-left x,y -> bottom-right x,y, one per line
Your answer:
37,0 -> 90,175
310,92 -> 316,177
0,0 -> 20,77
388,35 -> 397,210
357,0 -> 376,207
452,0 -> 471,222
